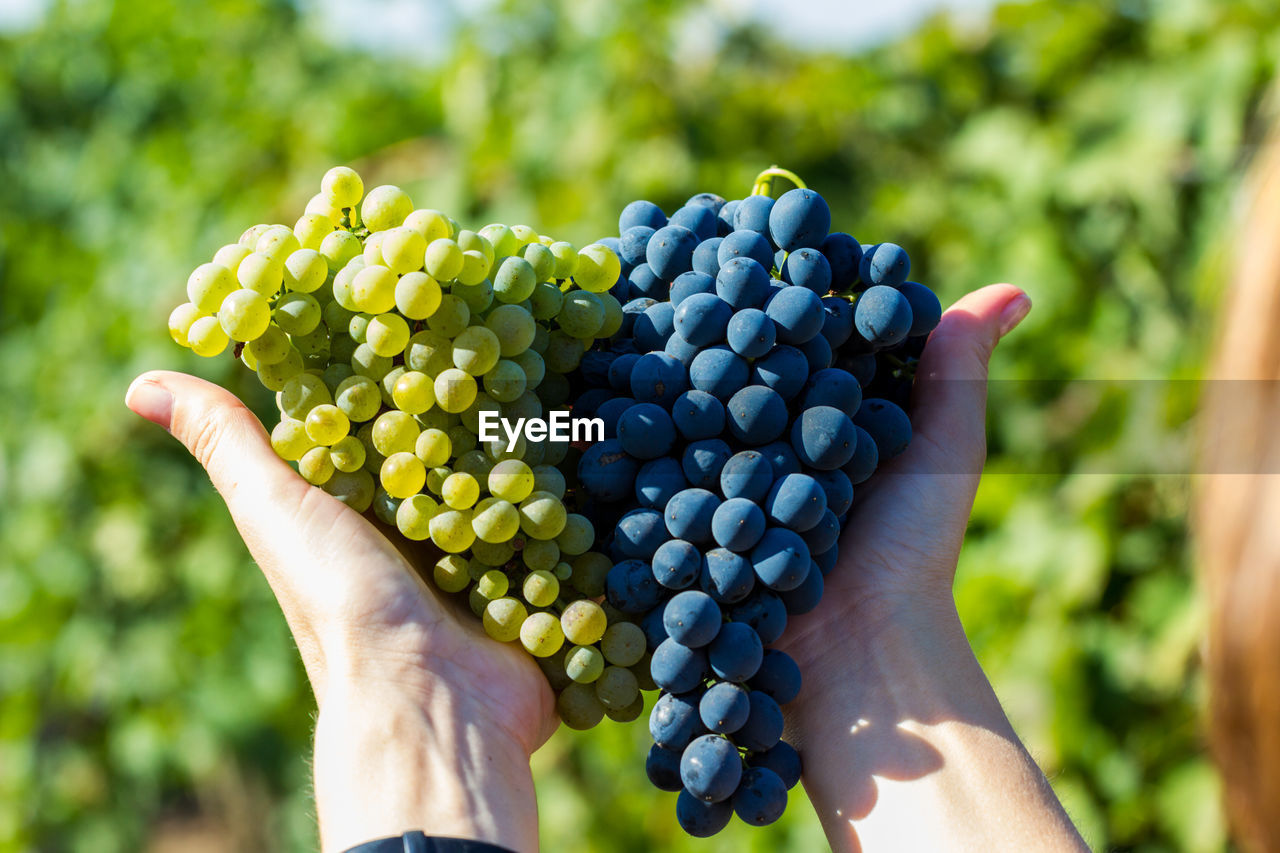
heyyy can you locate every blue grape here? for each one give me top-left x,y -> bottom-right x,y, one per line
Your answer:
682,439 -> 733,490
599,235 -> 623,255
650,690 -> 706,750
820,296 -> 855,348
636,457 -> 688,510
620,200 -> 667,232
726,308 -> 776,358
580,350 -> 617,387
670,271 -> 715,306
689,346 -> 749,401
686,191 -> 727,213
614,508 -> 669,560
652,538 -> 702,589
630,352 -> 688,407
733,766 -> 788,826
749,650 -> 802,705
711,497 -> 767,552
707,621 -> 763,681
780,247 -> 832,294
647,225 -> 699,281
799,333 -> 832,372
608,352 -> 641,391
700,548 -> 755,604
646,744 -> 685,792
637,608 -> 667,653
620,226 -> 656,265
595,396 -> 635,438
681,734 -> 742,803
748,741 -> 802,790
765,285 -> 824,345
791,405 -> 857,470
859,241 -> 910,288
768,188 -> 830,251
812,545 -> 838,576
578,438 -> 640,502
720,450 -> 775,502
665,487 -> 721,544
692,237 -> 724,279
734,194 -> 775,236
676,789 -> 733,837
673,292 -> 732,347
606,558 -> 665,614
700,682 -> 751,734
715,257 -> 770,310
664,332 -> 701,368
717,231 -> 774,271
765,473 -> 828,531
842,424 -> 880,484
751,345 -> 809,400
663,590 -> 723,648
717,201 -> 739,236
651,637 -> 709,693
670,204 -> 718,241
853,398 -> 912,460
820,232 -> 862,290
801,509 -> 841,555
751,527 -> 812,591
779,562 -> 824,615
802,367 -> 862,417
726,385 -> 788,445
900,281 -> 942,336
672,389 -> 727,441
634,301 -> 676,353
628,263 -> 667,300
854,285 -> 913,347
736,691 -> 785,752
574,387 -> 615,419
811,469 -> 853,516
618,402 -> 677,460
844,352 -> 877,387
728,589 -> 787,644
620,297 -> 657,338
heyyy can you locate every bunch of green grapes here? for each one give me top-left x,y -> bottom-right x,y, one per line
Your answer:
167,166 -> 640,726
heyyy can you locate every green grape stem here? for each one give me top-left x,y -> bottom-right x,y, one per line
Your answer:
750,165 -> 807,197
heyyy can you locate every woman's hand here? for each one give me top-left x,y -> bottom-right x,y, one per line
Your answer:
777,284 -> 1087,852
126,371 -> 556,853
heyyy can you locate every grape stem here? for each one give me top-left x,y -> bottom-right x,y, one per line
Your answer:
751,166 -> 807,198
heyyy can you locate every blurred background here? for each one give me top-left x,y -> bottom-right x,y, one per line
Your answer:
1,0 -> 1275,849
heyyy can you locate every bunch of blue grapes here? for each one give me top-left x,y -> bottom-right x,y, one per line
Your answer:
566,182 -> 941,836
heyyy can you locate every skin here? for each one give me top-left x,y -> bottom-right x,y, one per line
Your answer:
126,282 -> 1084,852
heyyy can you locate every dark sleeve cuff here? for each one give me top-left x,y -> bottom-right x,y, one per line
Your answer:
343,831 -> 518,853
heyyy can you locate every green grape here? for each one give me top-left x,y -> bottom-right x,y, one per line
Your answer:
574,243 -> 621,293
284,248 -> 327,293
434,368 -> 477,413
472,497 -> 520,543
595,666 -> 639,711
321,166 -> 364,209
467,558 -> 493,582
239,224 -> 271,247
549,241 -> 578,280
331,261 -> 362,312
477,569 -> 509,600
531,465 -> 567,500
425,466 -> 450,495
597,292 -> 624,338
351,265 -> 398,314
441,472 -> 479,510
543,330 -> 585,373
511,350 -> 545,390
417,408 -> 452,432
479,223 -> 519,258
427,294 -> 469,337
565,645 -> 605,684
454,451 -> 494,484
379,366 -> 407,408
335,375 -> 382,422
291,325 -> 331,360
538,377 -> 572,413
556,681 -> 604,730
168,302 -> 204,346
323,300 -> 355,333
492,257 -> 536,304
522,569 -> 559,607
456,230 -> 494,264
361,185 -> 413,232
320,230 -> 363,272
560,600 -> 607,646
468,588 -> 488,618
556,513 -> 594,556
352,343 -> 393,381
273,291 -> 321,336
299,445 -> 335,485
281,373 -> 331,420
329,434 -> 366,472
529,325 -> 550,355
483,597 -> 528,643
451,326 -> 501,376
600,622 -> 645,667
381,452 -> 426,499
371,489 -> 401,525
405,330 -> 453,376
395,272 -> 442,321
424,238 -> 463,280
427,508 -> 475,553
236,251 -> 284,295
448,425 -> 479,457
482,360 -> 527,403
404,209 -> 452,243
505,391 -> 543,424
305,193 -> 343,226
488,459 -> 535,503
214,289 -> 268,342
381,227 -> 427,275
246,323 -> 291,364
472,539 -> 515,567
605,694 -> 645,723
322,469 -> 375,513
348,313 -> 372,344
509,224 -> 538,247
357,424 -> 386,476
520,612 -> 564,658
484,304 -> 536,356
518,242 -> 555,282
363,230 -> 388,267
455,278 -> 496,314
527,282 -> 563,321
213,243 -> 252,274
270,418 -> 315,462
433,554 -> 471,593
542,432 -> 571,467
305,403 -> 350,446
459,392 -> 501,436
257,347 -> 305,391
396,493 -> 438,541
534,647 -> 572,692
187,262 -> 236,313
293,213 -> 333,252
553,562 -> 573,581
523,539 -> 561,573
571,552 -> 611,598
414,428 -> 451,467
521,440 -> 547,468
456,250 -> 491,286
322,362 -> 355,395
331,334 -> 358,365
391,371 -> 434,415
483,435 -> 525,463
255,224 -> 301,263
519,491 -> 567,540
366,313 -> 410,358
372,410 -> 420,456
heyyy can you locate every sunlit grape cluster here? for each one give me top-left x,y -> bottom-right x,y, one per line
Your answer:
167,166 -> 647,723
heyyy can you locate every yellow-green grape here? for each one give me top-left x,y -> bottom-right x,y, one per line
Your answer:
373,487 -> 401,527
255,225 -> 301,263
448,424 -> 480,457
529,325 -> 550,355
395,272 -> 442,321
545,331 -> 586,374
356,423 -> 384,474
281,372 -> 331,419
305,403 -> 349,446
406,329 -> 453,376
427,294 -> 469,337
366,313 -> 410,358
320,230 -> 363,272
283,248 -> 327,293
379,366 -> 406,408
380,227 -> 426,276
488,459 -> 535,503
457,230 -> 494,264
549,241 -> 578,280
557,682 -> 605,730
554,561 -> 573,581
468,588 -> 488,618
187,262 -> 236,313
483,597 -> 527,643
258,347 -> 304,391
299,445 -> 335,485
574,243 -> 621,293
213,243 -> 252,274
335,375 -> 382,422
473,540 -> 515,567
556,513 -> 594,556
387,371 -> 431,415
425,466 -> 450,495
509,224 -> 538,247
168,302 -> 204,346
479,223 -> 519,258
521,440 -> 547,468
512,350 -> 546,390
542,433 -> 571,467
523,540 -> 560,573
506,390 -> 543,424
466,558 -> 493,583
456,249 -> 491,286
434,368 -> 477,413
483,434 -> 525,463
372,410 -> 420,456
520,612 -> 564,658
451,326 -> 501,376
595,666 -> 640,711
305,193 -> 343,226
531,465 -> 567,500
477,569 -> 509,600
239,224 -> 271,247
396,493 -> 438,541
246,323 -> 291,365
292,326 -> 331,363
380,452 -> 426,499
424,238 -> 463,280
570,552 -> 611,598
363,230 -> 388,266
472,497 -> 520,543
321,166 -> 364,209
519,242 -> 556,283
452,278 -> 494,314
352,343 -> 393,381
459,391 -> 500,435
561,600 -> 607,646
441,472 -> 479,510
242,342 -> 261,371
351,264 -> 398,314
329,434 -> 366,472
293,213 -> 334,251
455,449 -> 494,483
323,362 -> 356,394
522,569 -> 559,607
403,209 -> 452,242
331,261 -> 362,312
236,251 -> 284,296
597,293 -> 624,338
606,694 -> 644,724
348,313 -> 372,344
492,256 -> 536,304
600,622 -> 646,667
433,554 -> 471,593
484,304 -> 537,356
414,428 -> 451,467
215,288 -> 269,342
565,645 -> 605,684
187,315 -> 229,357
270,418 -> 315,461
324,300 -> 355,332
322,469 -> 375,513
361,185 -> 413,232
482,360 -> 527,403
519,491 -> 567,540
273,291 -> 321,336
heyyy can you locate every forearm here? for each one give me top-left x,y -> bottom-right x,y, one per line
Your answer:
313,678 -> 538,853
784,597 -> 1085,852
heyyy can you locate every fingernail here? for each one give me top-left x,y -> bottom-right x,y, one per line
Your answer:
126,379 -> 173,431
998,294 -> 1031,337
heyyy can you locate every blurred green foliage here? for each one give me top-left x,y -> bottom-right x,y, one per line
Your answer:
2,0 -> 1275,849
